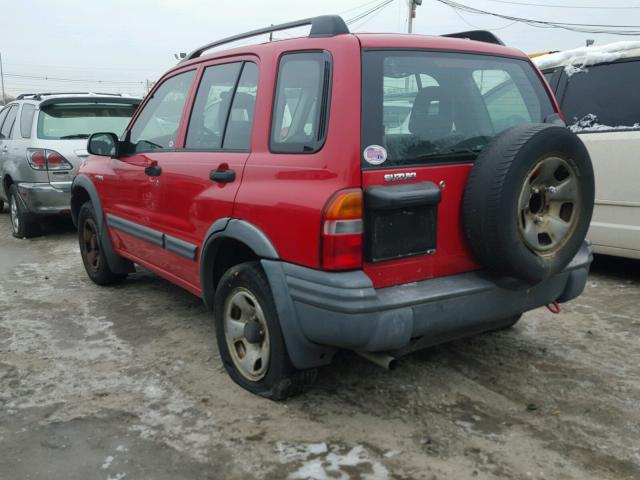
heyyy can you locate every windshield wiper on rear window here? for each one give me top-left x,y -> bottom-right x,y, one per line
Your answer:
60,134 -> 90,139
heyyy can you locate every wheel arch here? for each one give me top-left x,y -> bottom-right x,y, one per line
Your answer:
200,218 -> 279,310
71,174 -> 134,274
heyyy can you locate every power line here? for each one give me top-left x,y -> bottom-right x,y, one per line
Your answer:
452,8 -> 517,31
4,73 -> 144,85
436,0 -> 640,35
339,0 -> 390,15
482,0 -> 640,9
350,0 -> 397,29
346,0 -> 396,25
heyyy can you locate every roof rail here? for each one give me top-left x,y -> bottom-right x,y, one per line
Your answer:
184,15 -> 350,61
16,92 -> 126,101
442,30 -> 505,46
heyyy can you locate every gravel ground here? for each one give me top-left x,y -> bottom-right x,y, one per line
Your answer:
0,212 -> 638,480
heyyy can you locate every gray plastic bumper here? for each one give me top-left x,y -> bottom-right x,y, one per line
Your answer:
17,182 -> 72,215
262,241 -> 592,370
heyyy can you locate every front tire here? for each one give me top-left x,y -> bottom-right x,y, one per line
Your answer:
8,185 -> 40,238
78,201 -> 127,286
214,262 -> 316,400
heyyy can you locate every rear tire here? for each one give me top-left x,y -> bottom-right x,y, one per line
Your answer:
78,201 -> 127,286
214,261 -> 316,400
8,185 -> 40,238
0,199 -> 5,213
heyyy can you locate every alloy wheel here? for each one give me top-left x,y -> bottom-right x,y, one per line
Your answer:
10,195 -> 19,234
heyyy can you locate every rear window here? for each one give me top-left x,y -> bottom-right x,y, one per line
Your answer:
361,51 -> 554,168
561,60 -> 640,133
37,102 -> 139,140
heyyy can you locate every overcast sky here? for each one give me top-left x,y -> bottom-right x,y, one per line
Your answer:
1,0 -> 638,97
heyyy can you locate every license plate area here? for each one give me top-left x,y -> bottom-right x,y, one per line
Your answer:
364,181 -> 441,262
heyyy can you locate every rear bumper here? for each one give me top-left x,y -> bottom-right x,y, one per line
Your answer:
17,182 -> 72,215
262,241 -> 592,369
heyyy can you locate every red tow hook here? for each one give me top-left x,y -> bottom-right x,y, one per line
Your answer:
546,302 -> 561,314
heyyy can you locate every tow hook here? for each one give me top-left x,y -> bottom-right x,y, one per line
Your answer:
546,302 -> 561,314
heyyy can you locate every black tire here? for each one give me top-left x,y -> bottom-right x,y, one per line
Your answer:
0,199 -> 5,213
8,184 -> 40,238
462,124 -> 594,283
214,262 -> 316,400
78,201 -> 127,286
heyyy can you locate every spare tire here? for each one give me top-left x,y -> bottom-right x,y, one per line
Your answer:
462,123 -> 594,283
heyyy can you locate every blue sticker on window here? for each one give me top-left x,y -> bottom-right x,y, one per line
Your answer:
363,145 -> 387,165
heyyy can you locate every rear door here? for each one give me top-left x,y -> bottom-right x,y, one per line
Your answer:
555,59 -> 640,256
360,51 -> 556,288
148,58 -> 258,287
0,104 -> 19,189
0,105 -> 15,200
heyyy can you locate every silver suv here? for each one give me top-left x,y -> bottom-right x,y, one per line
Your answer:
0,93 -> 140,237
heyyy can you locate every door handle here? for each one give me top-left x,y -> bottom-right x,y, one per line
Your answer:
1,146 -> 7,153
144,162 -> 162,177
210,168 -> 236,183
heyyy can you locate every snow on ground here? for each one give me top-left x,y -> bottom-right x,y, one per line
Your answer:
276,442 -> 389,480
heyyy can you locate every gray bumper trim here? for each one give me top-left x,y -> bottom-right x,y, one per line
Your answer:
263,242 -> 592,368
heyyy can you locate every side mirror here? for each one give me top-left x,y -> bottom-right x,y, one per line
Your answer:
88,132 -> 119,157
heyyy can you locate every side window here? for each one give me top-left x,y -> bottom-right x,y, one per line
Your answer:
474,70 -> 538,132
129,70 -> 195,152
270,51 -> 332,153
20,104 -> 36,138
561,60 -> 640,132
185,62 -> 242,149
0,105 -> 18,140
224,62 -> 258,150
0,107 -> 9,136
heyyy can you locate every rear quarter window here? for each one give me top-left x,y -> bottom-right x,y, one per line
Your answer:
20,104 -> 36,138
270,51 -> 332,153
560,59 -> 640,133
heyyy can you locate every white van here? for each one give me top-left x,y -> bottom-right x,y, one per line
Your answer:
534,42 -> 640,259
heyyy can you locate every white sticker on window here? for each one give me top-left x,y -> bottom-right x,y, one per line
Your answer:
363,145 -> 387,165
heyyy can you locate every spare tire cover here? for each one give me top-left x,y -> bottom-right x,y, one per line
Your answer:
462,123 -> 594,283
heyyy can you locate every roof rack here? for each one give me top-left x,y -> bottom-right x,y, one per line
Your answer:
442,30 -> 505,46
16,92 -> 126,101
184,15 -> 349,61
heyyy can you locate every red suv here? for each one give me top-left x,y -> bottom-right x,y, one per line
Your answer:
71,16 -> 594,399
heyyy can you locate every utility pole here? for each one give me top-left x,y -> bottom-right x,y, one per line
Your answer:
408,0 -> 422,34
0,52 -> 5,106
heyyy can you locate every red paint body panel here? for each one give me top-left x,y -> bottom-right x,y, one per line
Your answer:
80,32 -> 561,294
362,164 -> 480,289
233,35 -> 362,268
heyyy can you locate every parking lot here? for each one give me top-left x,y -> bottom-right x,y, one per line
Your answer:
0,212 -> 638,480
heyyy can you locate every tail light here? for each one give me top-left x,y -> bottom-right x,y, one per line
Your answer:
26,149 -> 73,171
26,149 -> 47,170
321,189 -> 363,270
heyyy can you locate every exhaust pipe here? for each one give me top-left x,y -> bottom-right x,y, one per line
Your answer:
356,351 -> 398,370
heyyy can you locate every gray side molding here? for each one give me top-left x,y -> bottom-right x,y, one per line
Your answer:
71,175 -> 135,274
199,218 -> 279,310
